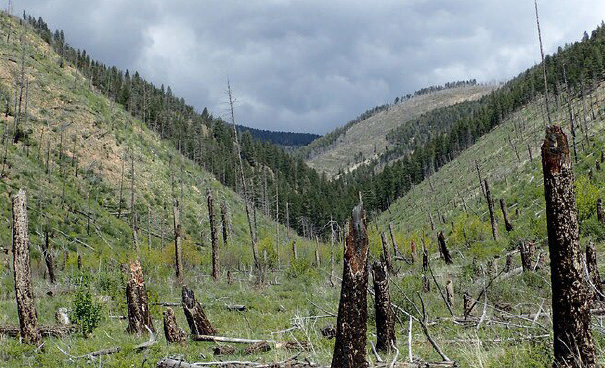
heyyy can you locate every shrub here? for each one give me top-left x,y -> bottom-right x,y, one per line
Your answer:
71,274 -> 103,337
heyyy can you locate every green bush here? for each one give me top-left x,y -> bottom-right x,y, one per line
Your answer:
71,274 -> 103,337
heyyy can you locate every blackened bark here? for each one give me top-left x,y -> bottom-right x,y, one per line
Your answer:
12,190 -> 41,345
371,260 -> 395,353
597,199 -> 604,224
484,180 -> 498,241
173,199 -> 183,280
504,253 -> 513,273
388,223 -> 399,256
541,125 -> 595,367
380,232 -> 393,273
220,201 -> 229,247
331,204 -> 369,368
292,240 -> 298,261
125,260 -> 155,334
520,241 -> 535,272
182,286 -> 216,335
437,231 -> 453,265
207,190 -> 219,281
586,242 -> 604,302
163,307 -> 185,343
42,229 -> 56,284
499,199 -> 514,232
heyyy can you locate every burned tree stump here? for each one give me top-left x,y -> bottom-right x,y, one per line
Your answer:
207,190 -> 219,281
163,307 -> 186,343
484,180 -> 498,241
331,203 -> 369,368
586,242 -> 605,302
445,279 -> 454,310
499,199 -> 514,232
182,286 -> 216,335
597,199 -> 604,224
42,229 -> 56,284
380,232 -> 393,273
437,231 -> 453,265
214,345 -> 236,355
504,253 -> 513,273
125,260 -> 155,334
541,125 -> 595,367
173,199 -> 183,280
12,190 -> 41,345
371,260 -> 395,353
520,241 -> 535,272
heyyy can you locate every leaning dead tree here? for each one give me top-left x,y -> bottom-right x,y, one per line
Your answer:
499,199 -> 514,232
371,260 -> 395,353
163,307 -> 186,343
437,231 -> 453,265
12,190 -> 41,345
173,199 -> 183,280
484,180 -> 498,241
541,125 -> 595,367
207,189 -> 219,281
125,260 -> 155,334
332,202 -> 369,368
182,286 -> 216,336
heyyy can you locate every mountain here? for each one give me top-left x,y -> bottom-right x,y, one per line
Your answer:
300,82 -> 496,177
236,125 -> 320,147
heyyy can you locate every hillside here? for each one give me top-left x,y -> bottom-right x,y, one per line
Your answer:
303,84 -> 495,177
236,125 -> 320,147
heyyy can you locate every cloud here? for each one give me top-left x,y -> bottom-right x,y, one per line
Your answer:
19,0 -> 605,134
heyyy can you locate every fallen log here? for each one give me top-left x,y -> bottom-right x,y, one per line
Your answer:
191,335 -> 310,350
0,324 -> 76,337
155,357 -> 456,368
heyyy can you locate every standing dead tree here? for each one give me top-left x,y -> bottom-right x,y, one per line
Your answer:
12,190 -> 41,345
125,260 -> 155,334
220,201 -> 229,247
499,199 -> 514,232
541,125 -> 595,367
182,286 -> 216,336
380,232 -> 393,273
173,199 -> 183,280
388,223 -> 399,256
207,190 -> 219,281
331,203 -> 369,368
484,180 -> 498,241
437,231 -> 453,265
372,260 -> 395,353
534,0 -> 552,126
597,199 -> 604,224
586,242 -> 605,303
520,241 -> 535,272
42,228 -> 56,284
163,307 -> 186,343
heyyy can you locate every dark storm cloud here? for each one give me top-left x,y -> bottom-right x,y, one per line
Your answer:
19,0 -> 605,133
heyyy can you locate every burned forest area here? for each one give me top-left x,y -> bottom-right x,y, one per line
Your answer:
3,4 -> 605,368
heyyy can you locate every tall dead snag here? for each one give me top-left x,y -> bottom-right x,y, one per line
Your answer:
371,260 -> 395,353
388,223 -> 399,256
484,180 -> 498,241
12,190 -> 41,345
182,286 -> 216,335
292,240 -> 298,261
42,229 -> 56,284
520,241 -> 535,272
541,125 -> 595,367
173,199 -> 183,280
163,307 -> 185,343
207,190 -> 219,281
125,260 -> 155,334
220,201 -> 229,247
586,242 -> 605,302
597,199 -> 604,224
331,203 -> 369,368
499,199 -> 514,232
437,231 -> 453,265
380,232 -> 393,273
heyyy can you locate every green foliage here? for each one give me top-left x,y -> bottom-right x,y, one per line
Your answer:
71,273 -> 103,337
575,174 -> 602,223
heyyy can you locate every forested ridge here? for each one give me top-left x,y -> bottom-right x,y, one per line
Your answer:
23,14 -> 605,236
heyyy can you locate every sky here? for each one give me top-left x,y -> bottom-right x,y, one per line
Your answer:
17,0 -> 605,134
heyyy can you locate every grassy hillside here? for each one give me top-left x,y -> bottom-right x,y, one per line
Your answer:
304,84 -> 495,177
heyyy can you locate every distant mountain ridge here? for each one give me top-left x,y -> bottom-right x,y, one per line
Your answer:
236,125 -> 320,147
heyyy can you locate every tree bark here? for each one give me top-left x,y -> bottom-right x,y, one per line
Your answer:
220,201 -> 229,247
437,231 -> 453,265
597,199 -> 604,224
292,240 -> 298,261
182,286 -> 216,336
372,260 -> 395,353
380,232 -> 393,273
331,203 -> 369,368
541,125 -> 595,367
484,180 -> 498,241
388,223 -> 399,256
42,229 -> 56,284
12,190 -> 41,345
173,199 -> 183,280
520,241 -> 535,272
125,260 -> 155,334
586,242 -> 604,302
207,190 -> 219,281
162,307 -> 185,343
499,199 -> 514,232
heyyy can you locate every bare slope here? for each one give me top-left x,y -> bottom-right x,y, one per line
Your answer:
306,84 -> 495,177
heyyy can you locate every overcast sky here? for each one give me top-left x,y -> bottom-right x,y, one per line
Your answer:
18,0 -> 605,134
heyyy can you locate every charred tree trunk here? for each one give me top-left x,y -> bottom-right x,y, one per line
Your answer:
292,240 -> 298,261
437,231 -> 453,265
586,242 -> 605,302
371,260 -> 395,353
207,190 -> 219,281
42,229 -> 56,284
475,160 -> 486,198
541,125 -> 595,367
220,201 -> 229,248
125,260 -> 155,334
163,307 -> 185,343
388,223 -> 399,256
12,190 -> 41,345
331,203 -> 369,368
520,241 -> 535,272
380,232 -> 393,273
499,199 -> 514,232
484,180 -> 498,241
597,199 -> 604,224
504,253 -> 513,273
182,286 -> 216,335
173,199 -> 183,280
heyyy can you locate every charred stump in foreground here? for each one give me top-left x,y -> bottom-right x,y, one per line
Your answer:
182,286 -> 216,336
125,260 -> 155,334
12,190 -> 41,345
371,260 -> 395,353
163,307 -> 186,343
542,125 -> 595,367
331,204 -> 369,368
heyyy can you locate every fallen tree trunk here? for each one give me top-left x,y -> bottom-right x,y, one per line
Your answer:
0,324 -> 76,337
156,358 -> 456,368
